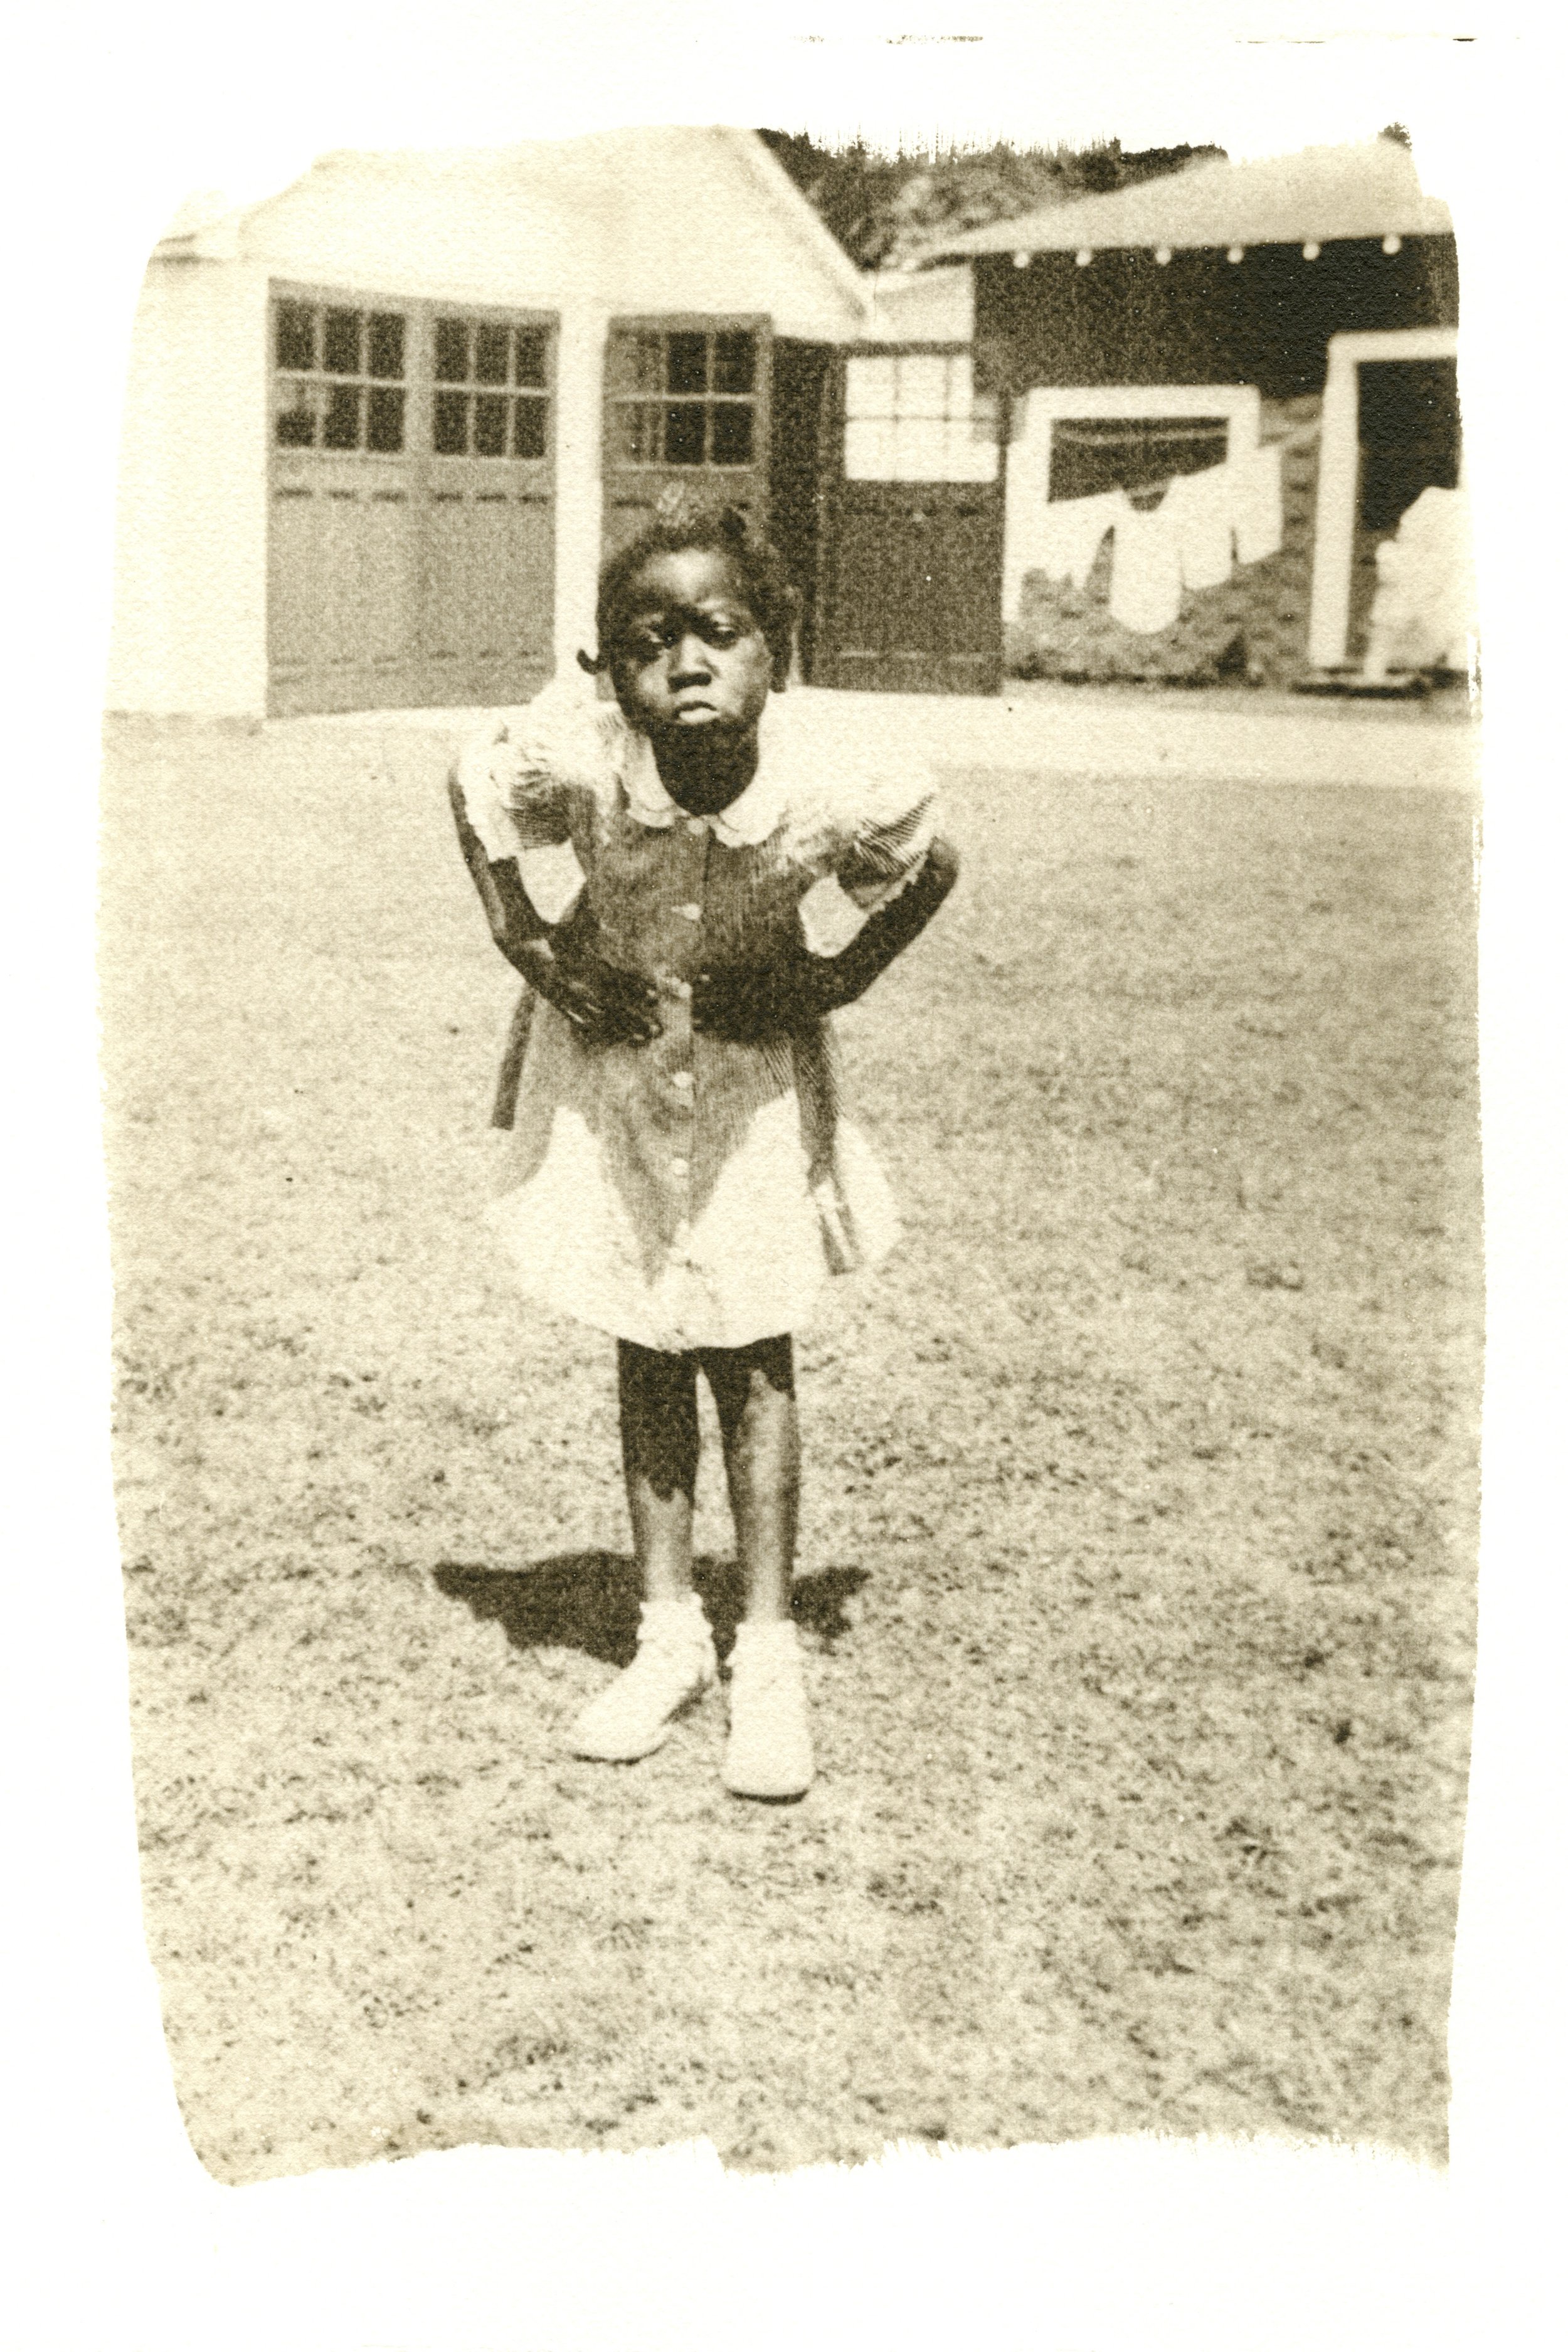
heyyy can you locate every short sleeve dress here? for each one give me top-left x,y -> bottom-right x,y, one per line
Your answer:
453,685 -> 940,1353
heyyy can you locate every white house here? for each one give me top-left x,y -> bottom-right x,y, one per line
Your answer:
109,127 -> 869,718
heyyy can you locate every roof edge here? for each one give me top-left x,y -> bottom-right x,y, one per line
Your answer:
935,221 -> 1456,262
718,127 -> 871,318
917,140 -> 1453,263
152,212 -> 246,262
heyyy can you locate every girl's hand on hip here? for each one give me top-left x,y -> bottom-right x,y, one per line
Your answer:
527,903 -> 663,1047
691,836 -> 960,1044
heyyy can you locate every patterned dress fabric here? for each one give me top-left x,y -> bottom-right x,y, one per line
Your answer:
453,687 -> 939,1350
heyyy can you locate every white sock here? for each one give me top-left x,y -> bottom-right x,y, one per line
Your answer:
732,1616 -> 798,1650
640,1592 -> 709,1634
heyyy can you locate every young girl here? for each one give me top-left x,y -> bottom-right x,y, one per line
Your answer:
448,498 -> 957,1800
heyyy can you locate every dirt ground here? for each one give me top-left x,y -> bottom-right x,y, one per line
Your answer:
100,710 -> 1480,2184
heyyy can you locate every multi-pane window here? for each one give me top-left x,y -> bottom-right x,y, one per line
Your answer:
612,329 -> 758,467
274,300 -> 406,453
432,318 -> 550,459
1047,416 -> 1229,503
844,354 -> 997,484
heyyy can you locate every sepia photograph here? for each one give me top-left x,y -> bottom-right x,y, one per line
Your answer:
11,6 -> 1556,2346
102,110 -> 1479,2181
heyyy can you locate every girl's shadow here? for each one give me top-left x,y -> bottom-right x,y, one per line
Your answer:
433,1552 -> 868,1668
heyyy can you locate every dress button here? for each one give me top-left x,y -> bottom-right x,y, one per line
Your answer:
686,815 -> 707,837
672,1070 -> 693,1092
670,1158 -> 689,1179
677,903 -> 702,922
671,978 -> 692,1000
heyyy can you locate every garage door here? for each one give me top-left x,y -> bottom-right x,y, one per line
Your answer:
601,316 -> 771,563
268,285 -> 556,716
817,347 -> 1004,696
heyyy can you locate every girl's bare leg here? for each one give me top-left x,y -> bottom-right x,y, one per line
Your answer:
617,1342 -> 699,1604
701,1338 -> 799,1623
571,1343 -> 712,1764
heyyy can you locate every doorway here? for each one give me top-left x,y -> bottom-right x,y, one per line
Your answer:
1306,326 -> 1461,672
1347,356 -> 1461,662
815,346 -> 1004,696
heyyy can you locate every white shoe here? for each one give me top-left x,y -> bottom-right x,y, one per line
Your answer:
722,1619 -> 815,1800
569,1595 -> 716,1762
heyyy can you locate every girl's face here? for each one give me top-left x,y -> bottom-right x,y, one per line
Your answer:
606,549 -> 777,743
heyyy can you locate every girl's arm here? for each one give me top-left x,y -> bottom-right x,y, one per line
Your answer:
448,773 -> 548,967
448,775 -> 661,1046
798,832 -> 959,1012
693,834 -> 959,1044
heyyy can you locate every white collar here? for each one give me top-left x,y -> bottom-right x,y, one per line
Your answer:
622,718 -> 789,849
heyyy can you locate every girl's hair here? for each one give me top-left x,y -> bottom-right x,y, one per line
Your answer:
590,491 -> 799,669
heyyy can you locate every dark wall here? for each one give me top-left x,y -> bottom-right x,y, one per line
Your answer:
975,236 -> 1459,401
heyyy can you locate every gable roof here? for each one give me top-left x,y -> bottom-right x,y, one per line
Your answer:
921,139 -> 1453,262
713,127 -> 871,312
152,125 -> 869,326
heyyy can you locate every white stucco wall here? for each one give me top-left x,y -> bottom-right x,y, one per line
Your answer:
552,303 -> 610,669
596,130 -> 867,343
238,149 -> 600,311
107,256 -> 270,715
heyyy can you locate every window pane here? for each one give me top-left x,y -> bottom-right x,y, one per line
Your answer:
322,309 -> 363,376
514,328 -> 548,388
275,381 -> 318,447
620,403 -> 660,462
667,333 -> 707,395
625,332 -> 662,393
945,416 -> 998,482
844,418 -> 894,480
322,381 -> 363,450
435,319 -> 469,383
665,402 -> 706,464
513,396 -> 547,459
710,402 -> 754,466
896,354 -> 950,419
713,331 -> 755,395
475,324 -> 509,385
276,302 -> 316,373
433,390 -> 469,454
366,384 -> 405,452
845,356 -> 896,420
366,312 -> 405,379
892,416 -> 946,479
474,393 -> 507,456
